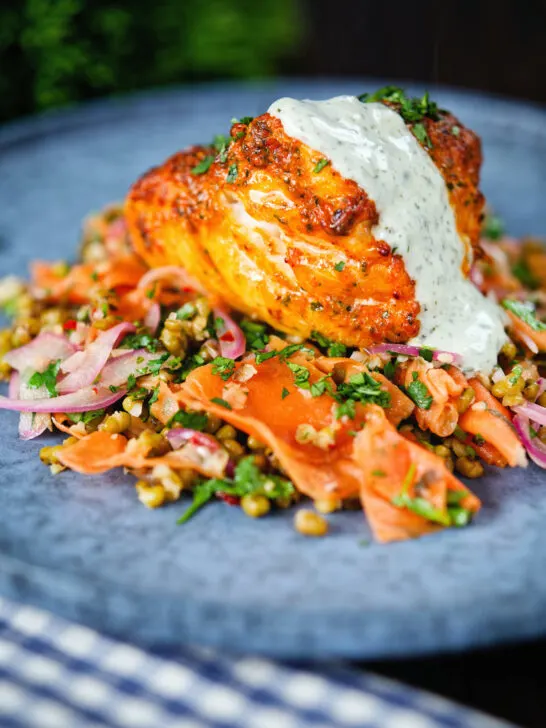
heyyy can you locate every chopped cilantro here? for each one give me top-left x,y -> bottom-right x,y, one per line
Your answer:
359,86 -> 439,124
213,134 -> 231,162
310,375 -> 333,397
211,397 -> 232,410
508,364 -> 523,385
27,360 -> 62,397
313,158 -> 330,173
473,433 -> 486,446
502,299 -> 546,331
176,303 -> 196,320
177,455 -> 293,524
512,259 -> 538,289
240,319 -> 269,350
372,469 -> 386,477
168,409 -> 208,431
451,125 -> 460,137
226,163 -> 238,183
407,372 -> 433,410
145,284 -> 156,299
281,387 -> 290,399
310,330 -> 347,358
412,122 -> 432,148
482,214 -> 504,240
255,349 -> 278,365
120,332 -> 160,352
336,399 -> 356,420
231,116 -> 254,125
286,361 -> 311,389
191,155 -> 215,175
90,271 -> 99,282
453,425 -> 467,442
148,386 -> 160,405
127,373 -> 136,390
211,356 -> 236,381
418,347 -> 434,363
255,343 -> 306,365
109,385 -> 120,393
383,359 -> 396,380
334,261 -> 346,272
67,408 -> 105,425
336,371 -> 391,409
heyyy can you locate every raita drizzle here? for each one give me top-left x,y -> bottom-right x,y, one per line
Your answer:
268,95 -> 507,373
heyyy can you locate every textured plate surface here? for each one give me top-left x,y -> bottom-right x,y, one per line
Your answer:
0,80 -> 545,659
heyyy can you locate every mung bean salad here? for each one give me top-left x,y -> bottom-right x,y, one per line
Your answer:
1,205 -> 546,542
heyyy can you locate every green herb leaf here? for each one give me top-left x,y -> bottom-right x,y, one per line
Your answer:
28,360 -> 62,397
67,408 -> 105,425
473,433 -> 486,446
310,375 -> 333,397
240,319 -> 269,350
286,361 -> 311,389
418,347 -> 434,363
383,359 -> 396,380
412,122 -> 432,148
281,387 -> 290,399
148,385 -> 160,405
372,469 -> 386,477
502,299 -> 546,331
231,116 -> 254,125
211,356 -> 236,381
120,332 -> 160,352
451,125 -> 460,137
169,409 -> 208,431
313,158 -> 329,173
336,399 -> 356,420
336,371 -> 391,409
176,302 -> 196,320
211,397 -> 232,410
483,214 -> 504,240
407,372 -> 433,410
177,480 -> 217,524
334,261 -> 346,272
191,155 -> 215,175
226,163 -> 238,183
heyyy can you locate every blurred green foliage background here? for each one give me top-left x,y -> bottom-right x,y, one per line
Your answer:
0,0 -> 299,123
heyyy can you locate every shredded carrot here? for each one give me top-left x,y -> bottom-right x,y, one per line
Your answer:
353,405 -> 481,543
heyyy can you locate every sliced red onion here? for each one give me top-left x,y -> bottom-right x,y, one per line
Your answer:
214,307 -> 246,359
513,414 -> 546,468
138,266 -> 206,296
469,264 -> 484,288
512,401 -> 546,427
0,349 -> 157,414
58,321 -> 135,394
4,332 -> 77,372
144,302 -> 161,334
166,428 -> 220,452
18,375 -> 51,440
8,372 -> 19,399
367,343 -> 463,366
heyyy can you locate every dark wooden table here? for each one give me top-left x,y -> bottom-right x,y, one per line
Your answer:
367,638 -> 545,727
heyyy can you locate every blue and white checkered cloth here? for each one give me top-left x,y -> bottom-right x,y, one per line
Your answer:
0,597 -> 514,728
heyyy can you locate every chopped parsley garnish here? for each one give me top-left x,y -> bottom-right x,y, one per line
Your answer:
140,352 -> 170,376
406,372 -> 433,410
145,284 -> 156,299
508,364 -> 523,385
255,343 -> 307,366
451,125 -> 460,137
482,214 -> 504,240
502,299 -> 546,331
286,361 -> 311,389
191,155 -> 215,175
177,455 -> 293,524
148,385 -> 160,405
120,332 -> 160,352
210,397 -> 232,410
226,163 -> 238,183
27,360 -> 62,397
372,469 -> 386,477
67,409 -> 105,425
418,347 -> 434,362
512,259 -> 538,289
334,371 -> 390,419
109,385 -> 120,393
473,433 -> 486,446
231,116 -> 254,125
310,330 -> 348,358
310,374 -> 333,397
359,87 -> 439,147
211,356 -> 236,381
334,261 -> 346,272
127,374 -> 136,390
383,359 -> 396,380
213,134 -> 231,162
281,387 -> 290,399
168,409 -> 208,431
336,399 -> 356,420
240,319 -> 270,350
412,122 -> 432,148
313,158 -> 330,173
176,302 -> 196,320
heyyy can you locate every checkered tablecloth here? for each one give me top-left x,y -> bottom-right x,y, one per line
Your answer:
0,598 -> 514,728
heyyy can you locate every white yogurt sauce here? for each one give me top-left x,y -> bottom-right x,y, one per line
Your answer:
268,95 -> 507,373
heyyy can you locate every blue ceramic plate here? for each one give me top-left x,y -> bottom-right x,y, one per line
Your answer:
1,80 -> 545,659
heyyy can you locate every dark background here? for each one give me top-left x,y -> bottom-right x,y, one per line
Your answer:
2,0 -> 546,124
2,1 -> 546,726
